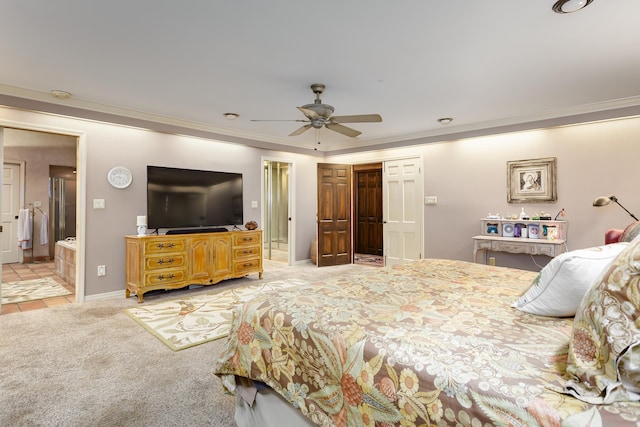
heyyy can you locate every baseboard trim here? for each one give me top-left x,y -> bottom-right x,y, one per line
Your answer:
84,290 -> 122,301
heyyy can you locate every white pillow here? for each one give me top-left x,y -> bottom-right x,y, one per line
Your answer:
512,243 -> 629,317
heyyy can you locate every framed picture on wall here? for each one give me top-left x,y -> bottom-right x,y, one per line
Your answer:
507,157 -> 557,203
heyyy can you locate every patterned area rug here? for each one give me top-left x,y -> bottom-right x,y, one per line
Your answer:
1,277 -> 71,304
125,279 -> 307,351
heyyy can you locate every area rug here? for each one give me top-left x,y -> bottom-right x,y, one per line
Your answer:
1,277 -> 71,304
125,279 -> 308,351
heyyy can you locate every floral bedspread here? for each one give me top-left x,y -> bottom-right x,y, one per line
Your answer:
214,259 -> 640,426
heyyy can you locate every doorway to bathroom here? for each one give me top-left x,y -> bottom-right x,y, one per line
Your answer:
263,160 -> 292,264
1,127 -> 79,314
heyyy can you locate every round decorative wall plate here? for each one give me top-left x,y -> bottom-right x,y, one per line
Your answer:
107,166 -> 133,189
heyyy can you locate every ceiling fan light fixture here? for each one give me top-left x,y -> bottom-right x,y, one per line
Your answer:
437,117 -> 453,124
552,0 -> 593,14
253,83 -> 382,141
223,112 -> 239,120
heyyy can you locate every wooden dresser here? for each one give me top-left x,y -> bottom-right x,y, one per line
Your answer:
125,230 -> 262,302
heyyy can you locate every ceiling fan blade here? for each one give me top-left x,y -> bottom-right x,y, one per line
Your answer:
325,123 -> 361,138
289,124 -> 312,136
251,119 -> 308,122
330,114 -> 382,124
297,106 -> 321,120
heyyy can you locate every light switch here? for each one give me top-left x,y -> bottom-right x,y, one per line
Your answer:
251,200 -> 258,208
93,199 -> 105,209
424,196 -> 438,205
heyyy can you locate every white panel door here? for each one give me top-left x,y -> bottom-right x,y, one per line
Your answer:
383,157 -> 423,266
2,162 -> 21,264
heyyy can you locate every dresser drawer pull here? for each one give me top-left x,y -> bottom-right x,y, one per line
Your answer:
157,243 -> 176,249
157,274 -> 175,281
157,258 -> 175,265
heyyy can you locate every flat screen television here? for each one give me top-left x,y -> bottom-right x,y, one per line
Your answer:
147,166 -> 243,230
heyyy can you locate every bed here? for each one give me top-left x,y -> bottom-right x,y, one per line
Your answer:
214,236 -> 640,426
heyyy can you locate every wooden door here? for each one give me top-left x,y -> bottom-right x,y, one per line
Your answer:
354,164 -> 383,256
383,157 -> 423,266
317,163 -> 351,267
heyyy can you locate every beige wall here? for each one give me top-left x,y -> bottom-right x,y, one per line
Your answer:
1,104 -> 639,298
330,116 -> 640,270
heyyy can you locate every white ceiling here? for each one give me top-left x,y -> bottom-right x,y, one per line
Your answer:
1,0 -> 640,154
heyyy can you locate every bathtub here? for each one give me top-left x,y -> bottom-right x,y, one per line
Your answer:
55,239 -> 76,287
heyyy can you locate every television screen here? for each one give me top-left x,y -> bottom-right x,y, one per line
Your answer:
147,166 -> 243,230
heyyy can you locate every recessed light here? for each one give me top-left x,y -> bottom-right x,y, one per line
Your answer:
223,113 -> 239,120
437,117 -> 453,124
50,90 -> 71,100
552,0 -> 593,13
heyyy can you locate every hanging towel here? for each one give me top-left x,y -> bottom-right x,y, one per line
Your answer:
40,212 -> 49,246
17,208 -> 32,250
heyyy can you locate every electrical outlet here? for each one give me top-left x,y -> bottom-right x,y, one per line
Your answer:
97,265 -> 106,276
489,257 -> 496,266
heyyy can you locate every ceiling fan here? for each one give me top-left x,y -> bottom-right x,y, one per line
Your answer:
252,83 -> 382,138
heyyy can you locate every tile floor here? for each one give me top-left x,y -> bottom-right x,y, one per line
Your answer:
1,261 -> 75,315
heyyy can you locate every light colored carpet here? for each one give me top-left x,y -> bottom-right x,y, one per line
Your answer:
126,279 -> 306,351
0,260 -> 374,426
1,277 -> 71,304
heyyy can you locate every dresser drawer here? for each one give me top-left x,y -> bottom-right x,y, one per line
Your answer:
534,244 -> 556,257
233,246 -> 260,260
144,269 -> 186,286
144,254 -> 186,271
234,258 -> 261,274
492,241 -> 530,254
233,232 -> 261,247
144,239 -> 186,254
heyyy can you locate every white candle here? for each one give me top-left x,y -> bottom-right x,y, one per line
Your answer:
136,215 -> 147,226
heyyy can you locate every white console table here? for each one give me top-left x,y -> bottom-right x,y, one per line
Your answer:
473,219 -> 568,263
